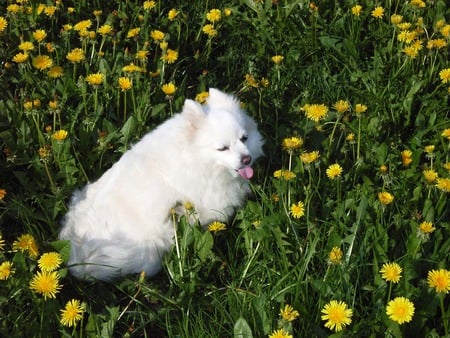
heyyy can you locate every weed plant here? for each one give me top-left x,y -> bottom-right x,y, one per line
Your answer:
0,0 -> 450,337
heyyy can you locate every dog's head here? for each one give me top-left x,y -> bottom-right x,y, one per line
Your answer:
182,88 -> 264,179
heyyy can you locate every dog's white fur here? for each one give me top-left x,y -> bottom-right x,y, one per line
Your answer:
59,88 -> 264,281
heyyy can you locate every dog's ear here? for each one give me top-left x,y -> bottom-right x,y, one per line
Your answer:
207,88 -> 240,111
182,99 -> 205,128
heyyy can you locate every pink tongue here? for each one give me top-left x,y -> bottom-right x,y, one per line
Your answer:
238,167 -> 254,179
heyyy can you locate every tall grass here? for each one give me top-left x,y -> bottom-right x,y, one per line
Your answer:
0,0 -> 449,336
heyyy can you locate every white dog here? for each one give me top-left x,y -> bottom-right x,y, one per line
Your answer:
59,88 -> 264,281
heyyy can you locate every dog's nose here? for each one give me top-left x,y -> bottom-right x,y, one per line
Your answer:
241,155 -> 252,165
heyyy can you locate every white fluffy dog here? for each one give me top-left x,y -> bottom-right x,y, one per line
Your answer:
59,88 -> 264,281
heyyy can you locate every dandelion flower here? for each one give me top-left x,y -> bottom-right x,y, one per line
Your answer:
195,92 -> 209,104
401,150 -> 413,167
321,300 -> 353,332
0,16 -> 8,33
161,49 -> 178,64
32,55 -> 53,70
428,269 -> 450,293
290,201 -> 305,219
66,48 -> 85,63
273,169 -> 296,180
18,41 -> 34,51
0,261 -> 13,280
386,297 -> 414,324
378,191 -> 394,205
13,52 -> 29,63
271,55 -> 284,65
135,50 -> 149,60
280,304 -> 299,322
371,6 -> 384,19
85,73 -> 104,86
268,329 -> 292,338
168,8 -> 179,21
208,221 -> 226,232
98,24 -> 113,35
329,247 -> 343,264
122,63 -> 144,73
73,19 -> 92,32
346,133 -> 355,142
143,1 -> 156,10
12,234 -> 39,258
300,151 -> 320,164
419,221 -> 435,234
206,9 -> 221,23
441,128 -> 450,140
202,24 -> 217,37
161,83 -> 176,96
351,5 -> 362,16
32,29 -> 47,42
410,0 -> 426,8
333,100 -> 350,113
355,103 -> 368,114
60,299 -> 84,327
380,262 -> 402,283
52,130 -> 68,141
126,27 -> 140,38
423,169 -> 438,184
47,66 -> 64,78
391,14 -> 403,25
301,104 -> 328,122
38,252 -> 62,272
150,30 -> 165,42
436,178 -> 450,193
118,77 -> 132,91
282,137 -> 303,151
440,68 -> 450,84
326,163 -> 343,180
29,271 -> 62,300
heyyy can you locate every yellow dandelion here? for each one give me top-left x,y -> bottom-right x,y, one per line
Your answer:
436,177 -> 450,193
301,104 -> 328,122
326,163 -> 343,180
380,262 -> 402,283
371,6 -> 384,19
208,221 -> 226,233
321,300 -> 353,332
391,14 -> 403,25
18,41 -> 34,52
38,252 -> 62,272
280,304 -> 299,322
351,5 -> 362,16
32,55 -> 53,71
135,50 -> 149,60
380,165 -> 388,173
271,55 -> 284,65
401,150 -> 413,167
126,27 -> 140,39
143,1 -> 156,10
333,100 -> 350,113
300,151 -> 320,164
428,269 -> 450,293
98,24 -> 113,35
202,24 -> 217,37
378,191 -> 394,205
60,299 -> 85,327
441,25 -> 450,38
0,261 -> 13,280
386,297 -> 415,324
162,83 -> 176,96
52,130 -> 68,141
150,30 -> 165,42
329,247 -> 343,264
355,103 -> 368,114
29,271 -> 62,300
118,77 -> 133,91
346,133 -> 355,142
66,48 -> 85,63
419,221 -> 435,234
423,169 -> 438,184
410,0 -> 426,8
195,91 -> 209,104
73,19 -> 92,32
12,234 -> 39,258
32,29 -> 47,42
282,136 -> 303,151
168,8 -> 179,21
290,201 -> 305,219
122,63 -> 144,73
85,73 -> 104,86
273,169 -> 296,180
224,8 -> 232,16
443,163 -> 450,172
206,9 -> 221,23
245,74 -> 259,88
0,16 -> 8,33
440,68 -> 450,84
161,49 -> 178,64
47,65 -> 64,78
13,52 -> 29,63
268,329 -> 292,338
441,128 -> 450,140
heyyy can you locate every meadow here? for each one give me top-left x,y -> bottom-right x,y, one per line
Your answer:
0,0 -> 450,336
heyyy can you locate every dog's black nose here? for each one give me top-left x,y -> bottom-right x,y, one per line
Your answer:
241,155 -> 252,165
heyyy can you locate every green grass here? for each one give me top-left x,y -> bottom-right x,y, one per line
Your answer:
1,0 -> 450,336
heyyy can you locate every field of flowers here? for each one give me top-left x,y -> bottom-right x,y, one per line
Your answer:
1,0 -> 450,336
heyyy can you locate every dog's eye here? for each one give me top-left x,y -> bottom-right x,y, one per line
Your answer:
217,146 -> 229,151
240,135 -> 248,143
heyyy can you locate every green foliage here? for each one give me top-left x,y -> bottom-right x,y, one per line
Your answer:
0,0 -> 450,336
